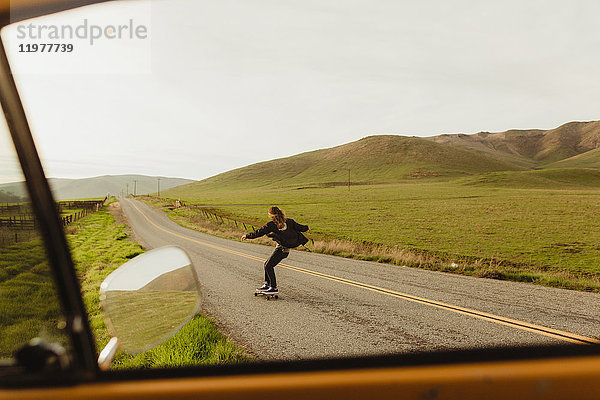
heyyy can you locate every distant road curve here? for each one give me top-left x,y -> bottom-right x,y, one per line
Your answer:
119,197 -> 600,360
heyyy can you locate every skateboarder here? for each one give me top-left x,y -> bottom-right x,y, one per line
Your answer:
241,206 -> 310,296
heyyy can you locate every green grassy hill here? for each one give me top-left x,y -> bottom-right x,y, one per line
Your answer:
545,147 -> 600,170
426,120 -> 600,168
165,120 -> 600,198
536,121 -> 600,165
169,135 -> 523,194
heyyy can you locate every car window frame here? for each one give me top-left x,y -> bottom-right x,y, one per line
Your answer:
0,0 -> 600,389
0,38 -> 99,384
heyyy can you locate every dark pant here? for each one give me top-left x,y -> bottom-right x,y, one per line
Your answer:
264,247 -> 289,288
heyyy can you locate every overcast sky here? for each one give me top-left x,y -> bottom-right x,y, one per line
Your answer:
1,0 -> 599,183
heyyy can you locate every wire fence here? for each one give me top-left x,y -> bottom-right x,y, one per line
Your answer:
152,197 -> 259,231
0,197 -> 107,247
0,229 -> 38,247
191,207 -> 257,231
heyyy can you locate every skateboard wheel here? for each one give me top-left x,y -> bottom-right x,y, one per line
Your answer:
266,296 -> 270,301
254,292 -> 258,296
274,295 -> 278,299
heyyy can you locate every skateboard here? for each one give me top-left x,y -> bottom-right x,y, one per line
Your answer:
254,290 -> 279,300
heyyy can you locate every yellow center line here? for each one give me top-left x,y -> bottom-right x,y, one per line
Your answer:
127,199 -> 600,346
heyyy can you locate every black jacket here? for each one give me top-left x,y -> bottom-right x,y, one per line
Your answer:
246,219 -> 309,248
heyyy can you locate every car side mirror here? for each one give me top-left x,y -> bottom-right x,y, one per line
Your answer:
97,246 -> 200,370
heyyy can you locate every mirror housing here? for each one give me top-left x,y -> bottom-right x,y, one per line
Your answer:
98,246 -> 200,368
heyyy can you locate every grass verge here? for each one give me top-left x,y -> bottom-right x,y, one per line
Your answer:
0,238 -> 67,358
67,202 -> 250,369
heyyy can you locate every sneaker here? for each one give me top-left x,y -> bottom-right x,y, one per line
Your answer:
263,286 -> 279,295
256,283 -> 270,292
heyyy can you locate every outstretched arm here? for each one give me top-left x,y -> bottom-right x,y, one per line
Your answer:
243,222 -> 276,240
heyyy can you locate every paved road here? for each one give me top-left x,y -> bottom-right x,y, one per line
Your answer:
118,197 -> 600,361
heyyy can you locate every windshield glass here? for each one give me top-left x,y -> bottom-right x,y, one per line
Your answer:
1,0 -> 599,369
0,108 -> 71,367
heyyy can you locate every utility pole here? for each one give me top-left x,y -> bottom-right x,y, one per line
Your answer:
348,168 -> 351,191
134,180 -> 137,196
126,184 -> 129,196
157,178 -> 161,197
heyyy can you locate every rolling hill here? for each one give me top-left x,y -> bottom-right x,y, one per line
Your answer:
165,120 -> 600,195
174,135 -> 524,192
545,147 -> 600,170
0,175 -> 195,201
427,121 -> 600,168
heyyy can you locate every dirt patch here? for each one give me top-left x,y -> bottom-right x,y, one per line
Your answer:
403,169 -> 440,179
547,242 -> 586,254
106,201 -> 149,250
